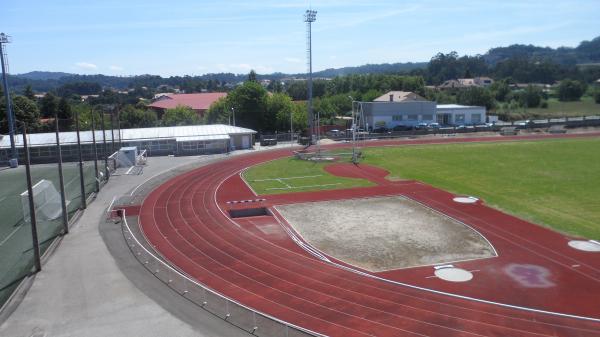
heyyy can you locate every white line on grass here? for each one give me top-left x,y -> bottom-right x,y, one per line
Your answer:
266,183 -> 341,191
276,178 -> 292,188
0,224 -> 23,247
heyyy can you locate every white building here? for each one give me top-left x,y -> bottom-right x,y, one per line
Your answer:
436,104 -> 486,125
361,91 -> 487,129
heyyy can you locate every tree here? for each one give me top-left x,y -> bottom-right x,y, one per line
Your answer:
119,105 -> 157,128
162,105 -> 200,126
456,87 -> 495,110
56,82 -> 102,97
518,85 -> 543,108
226,81 -> 269,131
267,93 -> 295,131
40,93 -> 58,118
594,89 -> 600,104
56,97 -> 73,130
557,79 -> 586,101
12,96 -> 40,130
204,97 -> 230,125
248,70 -> 258,82
23,85 -> 36,100
490,79 -> 511,102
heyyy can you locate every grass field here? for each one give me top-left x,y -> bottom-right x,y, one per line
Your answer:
244,138 -> 600,239
0,162 -> 98,305
525,96 -> 600,117
243,156 -> 374,194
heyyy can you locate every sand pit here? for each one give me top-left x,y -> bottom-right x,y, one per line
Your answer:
276,196 -> 495,271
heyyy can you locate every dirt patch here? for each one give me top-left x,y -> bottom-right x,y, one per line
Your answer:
276,196 -> 495,271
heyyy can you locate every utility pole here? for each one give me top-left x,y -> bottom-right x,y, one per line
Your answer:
0,33 -> 18,168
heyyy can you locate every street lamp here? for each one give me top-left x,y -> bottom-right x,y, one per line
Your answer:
1,33 -> 18,167
231,107 -> 236,127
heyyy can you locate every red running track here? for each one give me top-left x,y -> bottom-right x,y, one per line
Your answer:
139,133 -> 600,336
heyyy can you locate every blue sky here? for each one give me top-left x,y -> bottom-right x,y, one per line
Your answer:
3,0 -> 599,76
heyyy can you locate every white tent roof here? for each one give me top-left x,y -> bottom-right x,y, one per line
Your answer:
0,124 -> 255,148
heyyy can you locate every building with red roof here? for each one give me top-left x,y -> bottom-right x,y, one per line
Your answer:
148,92 -> 227,118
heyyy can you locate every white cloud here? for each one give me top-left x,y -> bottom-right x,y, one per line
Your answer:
108,65 -> 124,71
75,62 -> 97,70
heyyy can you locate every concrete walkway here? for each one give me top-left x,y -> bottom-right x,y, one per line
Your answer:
0,151 -> 271,337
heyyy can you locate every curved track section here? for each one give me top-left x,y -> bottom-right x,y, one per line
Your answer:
139,135 -> 600,337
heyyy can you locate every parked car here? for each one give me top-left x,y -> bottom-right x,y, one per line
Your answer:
372,127 -> 389,133
326,129 -> 341,137
428,123 -> 441,129
392,125 -> 411,132
415,123 -> 428,130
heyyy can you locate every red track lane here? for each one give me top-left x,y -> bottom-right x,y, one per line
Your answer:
139,133 -> 600,337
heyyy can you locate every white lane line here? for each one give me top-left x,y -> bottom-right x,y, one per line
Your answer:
0,224 -> 23,247
252,175 -> 322,182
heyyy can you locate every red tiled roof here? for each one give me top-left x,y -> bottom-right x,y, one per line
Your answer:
148,93 -> 227,111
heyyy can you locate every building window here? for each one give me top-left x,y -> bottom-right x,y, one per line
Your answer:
392,115 -> 402,121
455,114 -> 465,124
407,114 -> 418,121
471,113 -> 481,124
422,114 -> 433,121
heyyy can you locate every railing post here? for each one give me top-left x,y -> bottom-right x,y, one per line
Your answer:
101,112 -> 109,181
75,109 -> 87,209
22,123 -> 42,272
91,107 -> 100,193
55,116 -> 69,234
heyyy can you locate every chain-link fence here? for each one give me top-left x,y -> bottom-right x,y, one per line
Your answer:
0,113 -> 112,309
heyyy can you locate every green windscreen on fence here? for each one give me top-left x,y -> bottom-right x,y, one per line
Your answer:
0,165 -> 36,306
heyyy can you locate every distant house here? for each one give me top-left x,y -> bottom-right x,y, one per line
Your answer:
373,91 -> 427,102
80,95 -> 100,101
439,77 -> 493,90
438,79 -> 465,91
148,93 -> 227,118
464,77 -> 494,87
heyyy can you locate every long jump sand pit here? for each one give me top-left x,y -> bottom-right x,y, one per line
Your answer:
275,196 -> 495,271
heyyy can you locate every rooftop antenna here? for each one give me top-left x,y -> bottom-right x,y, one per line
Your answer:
304,9 -> 317,144
0,32 -> 18,168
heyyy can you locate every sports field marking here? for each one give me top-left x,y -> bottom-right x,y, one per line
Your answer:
266,183 -> 341,191
251,175 -> 323,182
0,225 -> 23,247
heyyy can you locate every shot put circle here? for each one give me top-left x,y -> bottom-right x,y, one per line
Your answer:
568,240 -> 600,252
434,267 -> 473,282
453,196 -> 479,204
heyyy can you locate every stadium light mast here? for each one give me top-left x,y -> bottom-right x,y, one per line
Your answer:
348,96 -> 358,164
0,32 -> 18,168
304,9 -> 317,144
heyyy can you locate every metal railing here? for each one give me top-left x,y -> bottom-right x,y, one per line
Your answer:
119,211 -> 326,337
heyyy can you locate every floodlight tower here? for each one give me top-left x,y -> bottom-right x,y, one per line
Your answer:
0,32 -> 17,168
304,9 -> 317,143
